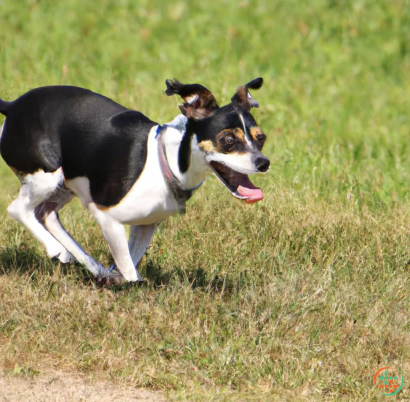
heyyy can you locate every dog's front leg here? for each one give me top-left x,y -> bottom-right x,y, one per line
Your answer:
128,225 -> 156,275
44,211 -> 123,281
89,208 -> 141,282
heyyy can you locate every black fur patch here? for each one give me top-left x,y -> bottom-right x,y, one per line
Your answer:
178,127 -> 194,174
186,104 -> 258,146
0,98 -> 11,115
0,86 -> 156,207
231,77 -> 263,111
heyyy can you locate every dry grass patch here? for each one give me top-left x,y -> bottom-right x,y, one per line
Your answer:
0,182 -> 409,400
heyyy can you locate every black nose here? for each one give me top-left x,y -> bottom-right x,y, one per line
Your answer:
254,156 -> 270,172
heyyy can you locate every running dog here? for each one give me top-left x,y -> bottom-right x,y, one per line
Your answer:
0,78 -> 269,284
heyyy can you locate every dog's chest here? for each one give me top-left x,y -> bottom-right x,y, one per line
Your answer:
100,128 -> 180,225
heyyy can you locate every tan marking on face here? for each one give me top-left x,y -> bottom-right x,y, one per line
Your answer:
200,128 -> 250,155
233,127 -> 245,141
213,128 -> 249,154
198,140 -> 218,153
216,128 -> 246,142
250,126 -> 264,141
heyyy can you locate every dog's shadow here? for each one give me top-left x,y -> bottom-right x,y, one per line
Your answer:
0,246 -> 49,276
141,260 -> 234,294
0,247 -> 234,295
0,246 -> 94,281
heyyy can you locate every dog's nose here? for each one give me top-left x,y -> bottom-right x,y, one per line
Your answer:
254,156 -> 270,172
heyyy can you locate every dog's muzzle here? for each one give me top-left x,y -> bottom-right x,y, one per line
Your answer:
253,155 -> 270,172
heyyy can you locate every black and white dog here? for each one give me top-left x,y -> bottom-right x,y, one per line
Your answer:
0,78 -> 269,284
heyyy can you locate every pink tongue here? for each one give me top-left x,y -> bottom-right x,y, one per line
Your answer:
237,185 -> 264,204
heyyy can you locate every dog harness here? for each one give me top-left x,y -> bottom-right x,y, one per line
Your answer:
156,124 -> 203,214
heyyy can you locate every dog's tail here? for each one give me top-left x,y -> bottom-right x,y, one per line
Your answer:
0,98 -> 11,116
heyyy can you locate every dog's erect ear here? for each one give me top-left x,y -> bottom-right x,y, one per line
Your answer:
231,77 -> 263,111
165,79 -> 219,120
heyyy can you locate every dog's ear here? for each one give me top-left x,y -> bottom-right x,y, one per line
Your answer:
165,79 -> 219,120
231,77 -> 263,111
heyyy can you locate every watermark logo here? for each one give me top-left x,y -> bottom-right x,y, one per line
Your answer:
374,367 -> 403,395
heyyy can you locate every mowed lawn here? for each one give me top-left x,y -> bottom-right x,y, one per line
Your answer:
1,0 -> 410,400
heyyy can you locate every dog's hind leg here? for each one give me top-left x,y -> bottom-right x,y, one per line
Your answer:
38,203 -> 123,281
7,169 -> 71,262
30,180 -> 123,282
128,224 -> 156,276
42,210 -> 124,282
42,211 -> 111,278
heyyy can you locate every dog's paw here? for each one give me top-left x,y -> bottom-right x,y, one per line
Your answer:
96,268 -> 127,288
97,277 -> 147,289
96,276 -> 123,287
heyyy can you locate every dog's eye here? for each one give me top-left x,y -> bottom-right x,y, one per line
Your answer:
224,134 -> 236,146
256,133 -> 266,144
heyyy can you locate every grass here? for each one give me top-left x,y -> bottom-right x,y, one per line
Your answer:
1,0 -> 410,400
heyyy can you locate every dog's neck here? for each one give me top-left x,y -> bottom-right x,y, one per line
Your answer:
160,115 -> 210,190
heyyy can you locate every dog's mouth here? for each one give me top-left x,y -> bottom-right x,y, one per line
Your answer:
209,161 -> 264,203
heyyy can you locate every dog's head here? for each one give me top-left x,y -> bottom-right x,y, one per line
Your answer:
165,78 -> 269,203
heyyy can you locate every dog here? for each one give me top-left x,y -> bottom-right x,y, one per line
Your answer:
0,78 -> 270,284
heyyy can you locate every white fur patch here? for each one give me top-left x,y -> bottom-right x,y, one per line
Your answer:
6,168 -> 71,262
206,152 -> 257,174
186,94 -> 199,105
239,113 -> 254,148
24,168 -> 65,198
0,121 -> 5,141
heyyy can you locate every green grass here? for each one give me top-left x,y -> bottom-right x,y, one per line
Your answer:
1,0 -> 410,400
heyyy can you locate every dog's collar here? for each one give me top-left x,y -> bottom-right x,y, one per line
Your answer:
156,124 -> 204,214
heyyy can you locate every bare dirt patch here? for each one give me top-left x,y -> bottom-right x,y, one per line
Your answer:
0,372 -> 167,402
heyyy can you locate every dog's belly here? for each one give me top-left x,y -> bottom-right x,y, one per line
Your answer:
115,204 -> 178,226
105,184 -> 180,225
66,174 -> 180,225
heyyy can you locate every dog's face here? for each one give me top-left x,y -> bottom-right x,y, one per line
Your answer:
165,78 -> 270,203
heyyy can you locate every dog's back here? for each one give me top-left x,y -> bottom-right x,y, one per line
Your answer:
0,86 -> 157,206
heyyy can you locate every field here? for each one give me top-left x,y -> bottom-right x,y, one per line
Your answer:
1,0 -> 410,400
